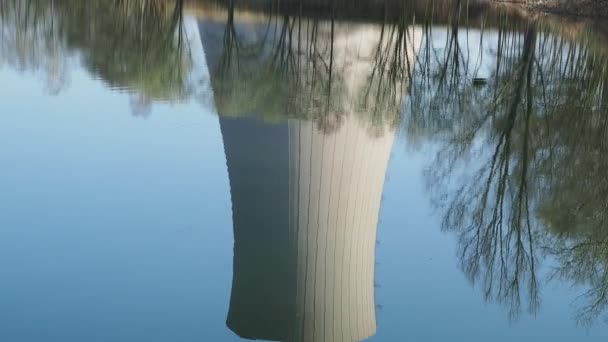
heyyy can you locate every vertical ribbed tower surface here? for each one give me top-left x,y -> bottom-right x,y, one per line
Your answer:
221,114 -> 393,342
286,116 -> 394,342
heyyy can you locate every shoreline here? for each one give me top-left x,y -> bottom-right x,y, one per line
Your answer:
495,0 -> 608,18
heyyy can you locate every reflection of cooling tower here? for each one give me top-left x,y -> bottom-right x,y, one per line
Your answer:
197,12 -> 421,341
221,115 -> 394,341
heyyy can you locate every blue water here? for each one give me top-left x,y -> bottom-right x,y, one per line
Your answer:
1,3 -> 608,341
0,64 -> 604,341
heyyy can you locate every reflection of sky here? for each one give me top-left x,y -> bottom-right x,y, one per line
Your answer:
428,26 -> 502,79
0,66 -> 239,341
0,21 -> 606,342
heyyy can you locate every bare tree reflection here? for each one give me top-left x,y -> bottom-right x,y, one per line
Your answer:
409,7 -> 608,323
207,0 -> 420,136
425,19 -> 541,320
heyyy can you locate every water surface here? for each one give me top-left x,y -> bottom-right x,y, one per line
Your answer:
1,1 -> 608,341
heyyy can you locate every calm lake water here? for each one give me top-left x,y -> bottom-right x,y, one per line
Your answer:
1,0 -> 608,341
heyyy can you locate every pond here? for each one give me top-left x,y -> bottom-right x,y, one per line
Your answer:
1,0 -> 608,341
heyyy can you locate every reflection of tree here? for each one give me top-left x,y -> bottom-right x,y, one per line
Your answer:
0,0 -> 69,93
426,20 -> 541,320
537,53 -> 608,323
408,7 -> 608,324
362,8 -> 417,134
404,5 -> 477,145
0,0 -> 190,104
209,2 -> 345,129
61,0 -> 189,102
542,156 -> 608,324
206,1 -> 419,135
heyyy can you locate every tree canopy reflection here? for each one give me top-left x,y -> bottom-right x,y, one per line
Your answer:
0,0 -> 191,107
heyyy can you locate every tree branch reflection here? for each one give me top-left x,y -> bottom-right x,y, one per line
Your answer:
409,9 -> 608,324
